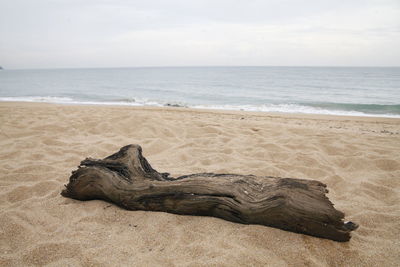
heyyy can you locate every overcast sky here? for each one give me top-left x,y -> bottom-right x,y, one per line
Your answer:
0,0 -> 399,69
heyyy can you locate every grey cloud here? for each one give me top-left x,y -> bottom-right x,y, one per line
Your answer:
0,0 -> 399,68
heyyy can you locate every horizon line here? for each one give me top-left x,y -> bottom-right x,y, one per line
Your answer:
2,65 -> 400,71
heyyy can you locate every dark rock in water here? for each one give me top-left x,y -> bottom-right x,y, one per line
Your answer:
165,103 -> 186,108
0,66 -> 3,70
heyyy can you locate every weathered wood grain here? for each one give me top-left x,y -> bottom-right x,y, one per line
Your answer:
61,144 -> 358,242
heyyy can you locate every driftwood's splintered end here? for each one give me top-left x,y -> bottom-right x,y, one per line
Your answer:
61,144 -> 358,242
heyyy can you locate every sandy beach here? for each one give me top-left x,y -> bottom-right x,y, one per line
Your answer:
0,102 -> 399,266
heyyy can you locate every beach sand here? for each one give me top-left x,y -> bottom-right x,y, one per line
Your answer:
0,102 -> 399,266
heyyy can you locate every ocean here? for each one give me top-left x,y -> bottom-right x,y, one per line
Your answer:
0,66 -> 399,117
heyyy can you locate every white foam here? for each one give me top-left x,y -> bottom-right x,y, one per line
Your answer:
0,96 -> 75,103
0,96 -> 164,107
192,104 -> 400,118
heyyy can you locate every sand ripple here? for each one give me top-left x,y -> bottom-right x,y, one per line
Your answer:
1,102 -> 399,266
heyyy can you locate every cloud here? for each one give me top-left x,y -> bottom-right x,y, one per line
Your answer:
0,0 -> 399,68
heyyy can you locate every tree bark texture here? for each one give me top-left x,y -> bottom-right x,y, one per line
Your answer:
61,144 -> 358,242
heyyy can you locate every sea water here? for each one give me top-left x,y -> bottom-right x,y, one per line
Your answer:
0,66 -> 399,117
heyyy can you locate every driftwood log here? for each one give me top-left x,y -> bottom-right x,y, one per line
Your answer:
61,144 -> 358,242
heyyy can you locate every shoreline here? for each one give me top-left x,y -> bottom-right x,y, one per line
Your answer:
2,101 -> 400,122
1,98 -> 399,119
